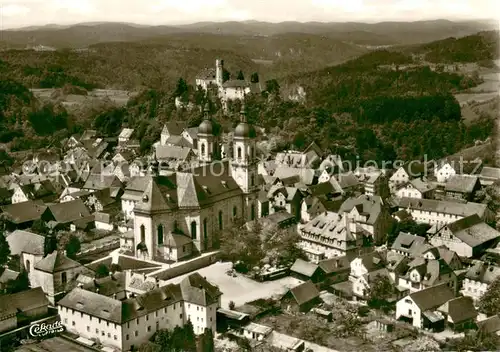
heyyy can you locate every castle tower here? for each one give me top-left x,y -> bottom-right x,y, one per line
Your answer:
231,103 -> 258,194
215,59 -> 224,87
198,102 -> 216,164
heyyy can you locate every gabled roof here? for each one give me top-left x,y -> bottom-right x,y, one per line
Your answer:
480,166 -> 500,180
34,251 -> 81,273
464,261 -> 500,284
45,198 -> 91,224
445,175 -> 480,193
0,200 -> 46,224
165,232 -> 192,248
478,315 -> 500,333
162,122 -> 188,136
408,283 -> 455,311
7,230 -> 45,255
318,256 -> 350,274
444,214 -> 500,248
437,296 -> 477,323
196,67 -> 216,81
339,195 -> 383,225
222,79 -> 249,88
391,232 -> 426,254
335,172 -> 360,189
155,145 -> 193,161
284,281 -> 320,306
398,198 -> 488,218
290,259 -> 320,277
180,272 -> 222,306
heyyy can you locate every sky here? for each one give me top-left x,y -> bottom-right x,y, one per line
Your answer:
0,0 -> 498,29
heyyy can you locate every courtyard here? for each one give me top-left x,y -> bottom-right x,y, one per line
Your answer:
165,261 -> 303,308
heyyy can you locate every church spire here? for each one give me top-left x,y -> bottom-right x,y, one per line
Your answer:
240,102 -> 247,123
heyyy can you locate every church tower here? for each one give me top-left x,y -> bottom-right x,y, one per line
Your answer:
198,102 -> 216,164
231,103 -> 258,194
215,59 -> 224,87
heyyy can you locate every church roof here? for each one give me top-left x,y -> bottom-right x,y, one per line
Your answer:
34,251 -> 81,273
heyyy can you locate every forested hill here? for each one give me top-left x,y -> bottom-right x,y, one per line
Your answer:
406,30 -> 500,63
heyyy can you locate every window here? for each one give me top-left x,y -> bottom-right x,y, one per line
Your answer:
72,321 -> 75,326
180,314 -> 183,319
146,315 -> 149,321
201,143 -> 206,156
87,326 -> 90,332
148,326 -> 151,332
218,211 -> 223,230
251,204 -> 255,221
126,334 -> 129,341
157,224 -> 164,245
140,225 -> 145,243
64,318 -> 68,324
203,218 -> 208,240
96,328 -> 99,333
135,331 -> 138,337
191,221 -> 197,240
25,260 -> 30,273
233,206 -> 237,217
237,147 -> 242,159
114,335 -> 117,340
107,333 -> 111,338
251,174 -> 255,186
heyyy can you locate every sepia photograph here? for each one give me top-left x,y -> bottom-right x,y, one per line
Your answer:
0,0 -> 499,351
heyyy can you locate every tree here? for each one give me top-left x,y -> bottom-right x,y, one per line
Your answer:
265,79 -> 280,94
174,78 -> 188,97
65,235 -> 81,259
32,219 -> 50,235
367,274 -> 394,309
110,264 -> 122,273
43,234 -> 58,257
0,232 -> 10,266
222,69 -> 230,83
182,320 -> 197,352
95,264 -> 110,278
199,328 -> 214,352
5,270 -> 30,294
478,277 -> 500,316
237,70 -> 245,80
446,329 -> 499,352
250,72 -> 259,83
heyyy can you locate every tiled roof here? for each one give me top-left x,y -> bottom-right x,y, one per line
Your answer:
162,122 -> 188,137
83,272 -> 126,297
391,232 -> 426,254
318,256 -> 350,274
445,175 -> 479,193
0,268 -> 19,283
155,145 -> 193,161
290,259 -> 319,277
409,283 -> 455,311
83,174 -> 123,191
464,261 -> 500,284
34,251 -> 81,273
301,212 -> 357,243
285,281 -> 320,306
7,230 -> 45,255
273,166 -> 316,185
478,315 -> 500,333
222,79 -> 249,88
480,166 -> 500,180
339,195 -> 383,225
196,68 -> 216,81
444,215 -> 500,247
437,296 -> 477,323
45,198 -> 91,224
180,272 -> 222,306
8,287 -> 49,314
398,198 -> 487,218
1,200 -> 47,224
165,232 -> 192,247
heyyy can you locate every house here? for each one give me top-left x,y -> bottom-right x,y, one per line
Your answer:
339,195 -> 392,245
395,284 -> 455,330
240,322 -> 273,341
389,162 -> 426,192
318,256 -> 351,286
397,256 -> 457,294
6,229 -> 45,284
299,195 -> 343,225
351,267 -> 399,302
300,211 -> 370,261
0,287 -> 50,333
334,172 -> 362,194
0,267 -> 19,291
0,200 -> 47,230
397,198 -> 491,227
162,231 -> 194,262
11,180 -> 58,204
268,186 -> 303,220
161,122 -> 188,145
461,261 -> 500,302
42,198 -> 92,231
95,212 -> 114,231
395,178 -> 435,199
437,296 -> 477,331
479,166 -> 500,186
478,315 -> 500,335
118,128 -> 134,144
429,214 -> 500,258
434,160 -> 458,183
391,232 -> 427,257
155,145 -> 195,167
444,175 -> 481,201
58,273 -> 222,351
33,250 -> 92,304
411,244 -> 463,271
289,259 -> 325,283
280,281 -> 321,313
82,174 -> 123,193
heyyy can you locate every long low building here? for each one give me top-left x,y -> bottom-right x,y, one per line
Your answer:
58,272 -> 222,351
396,198 -> 491,227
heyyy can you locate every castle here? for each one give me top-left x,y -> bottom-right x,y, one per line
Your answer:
131,105 -> 260,262
195,59 -> 254,107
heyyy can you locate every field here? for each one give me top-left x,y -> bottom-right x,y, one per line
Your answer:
30,88 -> 138,108
163,262 -> 302,308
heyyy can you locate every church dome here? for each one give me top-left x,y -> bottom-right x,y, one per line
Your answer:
198,119 -> 213,135
234,122 -> 256,138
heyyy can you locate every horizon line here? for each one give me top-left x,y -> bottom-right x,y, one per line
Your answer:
2,17 -> 498,31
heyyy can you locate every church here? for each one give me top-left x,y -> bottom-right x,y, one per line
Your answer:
132,105 -> 260,262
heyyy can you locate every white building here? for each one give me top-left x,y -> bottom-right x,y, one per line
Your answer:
58,272 -> 222,351
461,261 -> 500,302
434,161 -> 457,183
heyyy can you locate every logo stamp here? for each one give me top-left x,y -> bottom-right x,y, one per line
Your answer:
29,321 -> 65,338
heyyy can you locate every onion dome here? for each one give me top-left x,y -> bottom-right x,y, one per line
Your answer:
198,101 -> 213,135
234,103 -> 256,138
